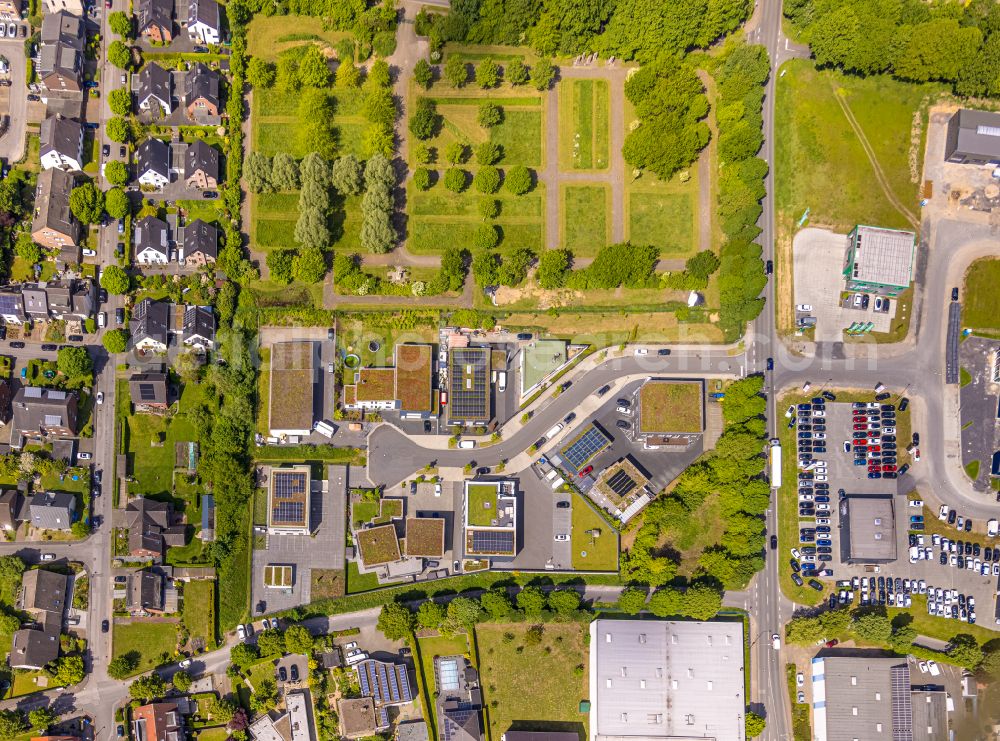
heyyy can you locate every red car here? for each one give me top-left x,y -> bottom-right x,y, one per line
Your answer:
579,465 -> 593,477
825,639 -> 838,648
853,424 -> 867,430
869,445 -> 880,452
882,465 -> 896,472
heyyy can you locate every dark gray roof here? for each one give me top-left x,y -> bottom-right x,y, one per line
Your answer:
138,62 -> 172,111
132,298 -> 170,347
184,63 -> 219,109
137,138 -> 171,180
138,0 -> 173,34
182,304 -> 215,345
0,490 -> 24,530
41,10 -> 84,46
31,168 -> 81,243
184,140 -> 219,181
39,115 -> 83,162
128,569 -> 164,612
44,279 -> 72,315
135,216 -> 170,258
22,286 -> 48,316
11,386 -> 78,436
20,568 -> 68,614
0,288 -> 25,320
187,0 -> 219,30
11,628 -> 60,669
125,497 -> 186,558
949,108 -> 1000,159
28,490 -> 76,530
182,219 -> 218,260
129,372 -> 168,406
441,708 -> 482,741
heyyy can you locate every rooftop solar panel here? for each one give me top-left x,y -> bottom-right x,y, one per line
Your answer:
358,664 -> 371,696
139,383 -> 156,401
449,348 -> 490,421
890,665 -> 913,741
561,425 -> 612,469
469,529 -> 515,554
376,706 -> 389,730
272,501 -> 305,524
442,710 -> 478,741
273,472 -> 307,499
606,469 -> 638,498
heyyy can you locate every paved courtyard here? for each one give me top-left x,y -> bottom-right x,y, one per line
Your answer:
958,336 -> 1000,491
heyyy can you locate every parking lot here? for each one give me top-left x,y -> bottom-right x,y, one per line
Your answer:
792,228 -> 898,342
958,336 -> 1000,492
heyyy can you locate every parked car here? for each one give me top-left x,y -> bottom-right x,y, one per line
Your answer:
278,666 -> 287,681
102,620 -> 109,633
290,664 -> 299,682
78,452 -> 92,460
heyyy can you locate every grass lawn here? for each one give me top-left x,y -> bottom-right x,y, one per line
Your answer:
408,218 -> 544,256
476,622 -> 589,739
245,657 -> 277,691
247,16 -> 352,61
351,500 -> 379,529
890,595 -> 1000,645
558,78 -> 609,171
345,561 -> 380,594
964,460 -> 980,480
176,199 -> 227,226
787,664 -> 811,741
416,632 -> 471,731
963,258 -> 1000,334
638,380 -> 703,433
194,727 -> 229,741
562,184 -> 609,255
11,670 -> 47,697
111,621 -> 179,676
571,495 -> 619,571
466,484 -> 498,526
626,174 -> 698,258
337,319 -> 440,368
182,580 -> 217,649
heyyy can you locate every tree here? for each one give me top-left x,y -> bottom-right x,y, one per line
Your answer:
15,236 -> 41,264
0,613 -> 18,634
546,589 -> 580,614
106,116 -> 130,143
266,249 -> 294,284
745,712 -> 766,737
283,625 -> 314,655
108,10 -> 132,37
102,329 -> 129,354
507,58 -> 529,85
680,583 -> 722,620
477,58 -> 500,88
476,143 -> 502,167
414,143 -> 433,164
100,265 -> 130,294
445,142 -> 468,165
444,55 -> 468,87
416,601 -> 446,629
28,707 -> 55,731
981,645 -> 1000,679
0,711 -> 26,739
478,197 -> 499,219
536,248 -> 570,288
414,58 -> 433,89
360,206 -> 396,254
364,154 -> 396,189
171,670 -> 192,692
293,246 -> 327,283
478,102 -> 503,128
368,59 -> 391,88
474,166 -> 500,193
331,155 -> 364,195
480,589 -> 513,620
504,165 -> 532,195
209,697 -> 237,724
247,57 -> 276,89
0,556 -> 22,596
446,596 -> 483,628
129,673 -> 166,701
296,89 -> 338,159
471,249 -> 499,285
473,223 -> 499,250
850,610 -> 892,644
256,629 -> 285,656
298,46 -> 332,87
271,152 -> 300,191
249,679 -> 278,714
108,87 -> 132,116
647,587 -> 684,617
295,207 -> 331,250
947,634 -> 983,669
69,182 -> 104,224
498,246 -> 532,286
230,642 -> 259,669
516,585 -> 546,616
531,58 -> 555,90
409,98 -> 441,140
336,59 -> 360,89
105,186 -> 129,219
444,168 -> 467,193
413,167 -> 432,190
107,40 -> 132,70
616,587 -> 647,615
57,346 -> 92,380
377,601 -> 415,640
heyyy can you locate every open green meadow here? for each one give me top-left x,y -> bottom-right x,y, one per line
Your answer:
963,258 -> 1000,334
559,78 -> 609,171
562,184 -> 609,255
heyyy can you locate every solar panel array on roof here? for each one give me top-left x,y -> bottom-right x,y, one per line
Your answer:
273,472 -> 307,499
561,425 -> 612,469
358,665 -> 371,695
43,414 -> 63,426
49,390 -> 66,400
356,660 -> 415,706
890,665 -> 913,741
272,501 -> 305,523
448,348 -> 489,421
442,709 -> 478,741
376,707 -> 389,730
469,529 -> 514,554
139,383 -> 157,401
605,469 -> 638,498
25,387 -> 42,398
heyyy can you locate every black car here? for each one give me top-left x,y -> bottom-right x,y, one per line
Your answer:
10,341 -> 24,349
952,287 -> 959,301
119,145 -> 126,157
556,501 -> 570,509
116,243 -> 125,258
657,348 -> 671,356
965,519 -> 972,532
423,420 -> 432,432
102,619 -> 109,632
596,384 -> 611,396
202,191 -> 218,199
117,727 -> 125,739
290,664 -> 299,682
516,332 -> 533,341
102,144 -> 110,157
791,573 -> 804,586
790,558 -> 801,572
615,419 -> 630,429
770,535 -> 778,550
808,579 -> 823,591
822,391 -> 836,401
862,294 -> 870,309
973,543 -> 981,557
563,412 -> 576,424
899,397 -> 909,411
766,357 -> 774,370
115,307 -> 125,325
912,432 -> 920,445
41,343 -> 57,351
99,288 -> 108,303
278,666 -> 287,681
940,552 -> 947,564
875,392 -> 891,401
766,260 -> 773,274
27,93 -> 40,101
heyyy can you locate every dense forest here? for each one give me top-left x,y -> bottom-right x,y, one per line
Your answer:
785,0 -> 1000,97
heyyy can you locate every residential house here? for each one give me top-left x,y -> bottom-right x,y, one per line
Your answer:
0,287 -> 25,324
187,0 -> 219,44
131,298 -> 170,352
44,279 -> 95,321
0,489 -> 24,531
180,219 -> 217,267
0,0 -> 22,20
22,285 -> 50,320
134,216 -> 171,265
124,497 -> 186,561
184,140 -> 219,189
127,569 -> 165,614
132,703 -> 183,741
31,168 -> 81,252
137,62 -> 173,116
10,568 -> 67,670
39,115 -> 84,172
0,379 -> 11,425
184,63 -> 219,119
136,138 -> 171,189
28,491 -> 76,531
10,628 -> 60,669
10,387 -> 78,447
137,0 -> 173,43
38,11 -> 84,92
41,0 -> 82,15
181,305 -> 215,352
128,372 -> 169,411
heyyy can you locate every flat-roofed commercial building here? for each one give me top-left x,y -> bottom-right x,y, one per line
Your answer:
588,618 -> 746,741
268,341 -> 316,437
842,225 -> 916,297
811,655 -> 948,741
944,108 -> 1000,165
838,493 -> 897,564
267,465 -> 311,535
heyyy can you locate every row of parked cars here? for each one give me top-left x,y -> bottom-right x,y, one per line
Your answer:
908,531 -> 1000,576
848,401 -> 903,479
924,584 -> 979,624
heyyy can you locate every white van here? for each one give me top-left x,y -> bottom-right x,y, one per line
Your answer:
458,440 -> 476,449
497,371 -> 507,392
97,311 -> 107,328
314,421 -> 335,439
988,519 -> 998,537
545,423 -> 564,440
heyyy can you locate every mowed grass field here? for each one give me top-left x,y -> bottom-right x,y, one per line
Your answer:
562,184 -> 609,255
476,623 -> 589,740
963,258 -> 1000,333
182,580 -> 217,649
112,622 -> 179,676
571,495 -> 619,571
626,171 -> 699,258
559,78 -> 610,170
775,59 -> 938,232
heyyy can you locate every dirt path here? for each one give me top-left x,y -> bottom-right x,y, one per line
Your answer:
832,85 -> 920,229
387,0 -> 429,177
241,88 -> 273,280
695,70 -> 716,252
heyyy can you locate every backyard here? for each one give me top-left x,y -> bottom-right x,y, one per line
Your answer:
476,622 -> 589,739
111,621 -> 180,676
571,495 -> 619,571
182,580 -> 217,650
963,257 -> 1000,334
416,632 -> 472,732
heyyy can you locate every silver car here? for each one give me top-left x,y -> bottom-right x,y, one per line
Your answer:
6,23 -> 13,37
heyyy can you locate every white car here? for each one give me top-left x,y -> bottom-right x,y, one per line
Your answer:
909,499 -> 923,508
957,516 -> 965,530
554,533 -> 569,542
994,563 -> 1000,576
796,672 -> 804,686
634,348 -> 648,355
814,475 -> 828,482
786,405 -> 795,418
96,391 -> 104,405
799,494 -> 813,502
882,426 -> 896,435
78,452 -> 92,460
772,634 -> 781,650
434,483 -> 442,497
791,548 -> 802,560
813,410 -> 825,417
988,518 -> 999,537
796,304 -> 813,312
814,433 -> 826,440
816,518 -> 830,526
236,625 -> 247,640
41,553 -> 56,561
917,534 -> 925,546
939,505 -> 949,520
919,661 -> 928,673
179,659 -> 192,669
344,641 -> 358,650
932,533 -> 941,546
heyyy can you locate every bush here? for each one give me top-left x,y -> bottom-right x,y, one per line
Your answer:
477,58 -> 500,88
504,165 -> 532,195
444,168 -> 467,193
473,166 -> 500,194
475,141 -> 502,165
531,57 -> 555,90
444,55 -> 467,87
478,197 -> 500,219
102,329 -> 129,354
104,160 -> 128,187
413,167 -> 432,190
473,223 -> 499,250
507,58 -> 529,85
414,58 -> 433,89
444,141 -> 467,165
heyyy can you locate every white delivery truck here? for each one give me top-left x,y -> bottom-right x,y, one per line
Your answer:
314,421 -> 335,439
545,423 -> 564,440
